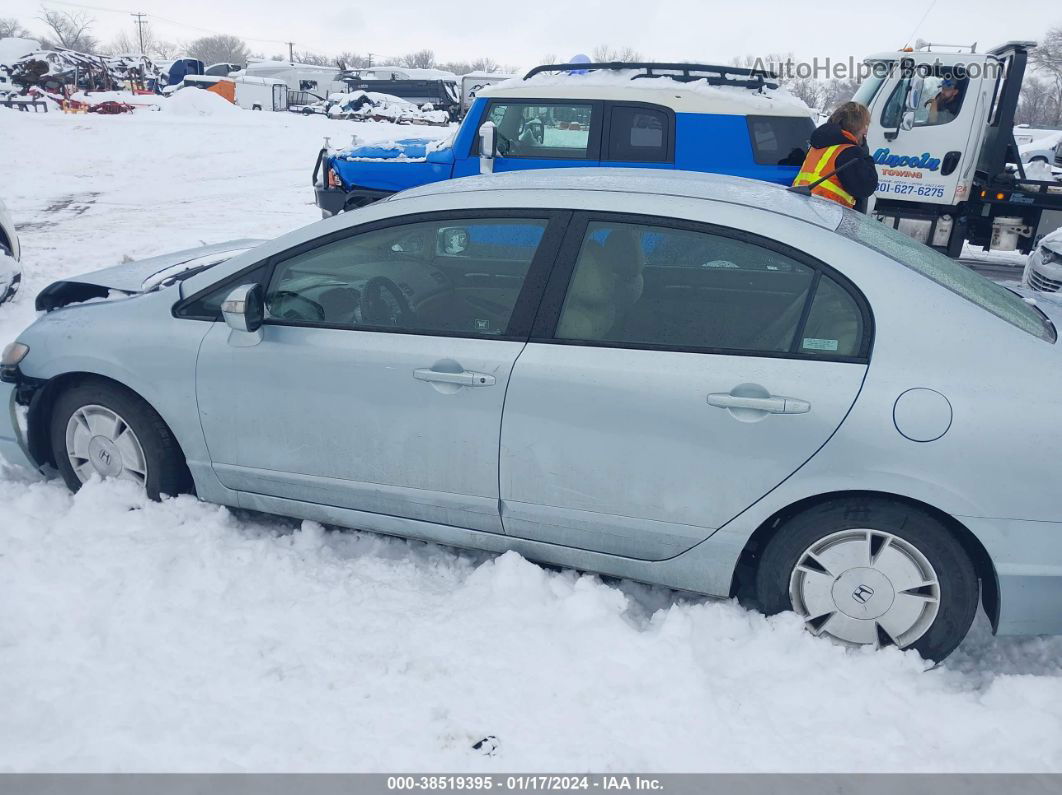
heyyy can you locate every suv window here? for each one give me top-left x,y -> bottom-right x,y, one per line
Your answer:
841,213 -> 1055,342
485,102 -> 596,159
606,105 -> 670,162
265,217 -> 549,337
554,221 -> 867,356
747,116 -> 814,166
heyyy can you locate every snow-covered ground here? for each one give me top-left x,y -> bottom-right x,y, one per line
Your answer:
2,102 -> 1062,773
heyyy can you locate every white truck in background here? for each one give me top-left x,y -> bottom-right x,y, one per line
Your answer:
854,41 -> 1062,257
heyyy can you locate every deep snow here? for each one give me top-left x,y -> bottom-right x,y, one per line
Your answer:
1,103 -> 1061,772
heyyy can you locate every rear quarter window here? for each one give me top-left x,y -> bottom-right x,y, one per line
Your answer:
747,115 -> 814,166
840,214 -> 1056,343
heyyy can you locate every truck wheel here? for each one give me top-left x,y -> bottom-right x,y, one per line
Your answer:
50,379 -> 192,500
755,497 -> 978,661
252,104 -> 262,111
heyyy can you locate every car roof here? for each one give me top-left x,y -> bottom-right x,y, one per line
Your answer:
391,169 -> 845,230
478,72 -> 813,118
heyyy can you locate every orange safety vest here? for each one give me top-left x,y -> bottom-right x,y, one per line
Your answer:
792,134 -> 858,208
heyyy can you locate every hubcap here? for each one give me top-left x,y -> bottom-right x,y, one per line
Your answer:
65,405 -> 148,488
789,529 -> 940,649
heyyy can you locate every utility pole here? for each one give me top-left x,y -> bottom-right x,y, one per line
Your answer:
367,52 -> 374,67
131,12 -> 147,55
286,41 -> 295,63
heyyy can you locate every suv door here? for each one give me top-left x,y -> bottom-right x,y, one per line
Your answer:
453,100 -> 602,178
189,211 -> 567,533
499,213 -> 871,560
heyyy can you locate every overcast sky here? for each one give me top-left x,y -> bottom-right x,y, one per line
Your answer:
5,0 -> 1056,70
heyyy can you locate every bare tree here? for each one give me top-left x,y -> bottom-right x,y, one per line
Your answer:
336,51 -> 372,69
819,77 -> 862,113
105,22 -> 175,59
591,45 -> 642,63
37,8 -> 98,53
1,17 -> 31,38
437,60 -> 471,76
400,49 -> 435,69
469,57 -> 499,73
187,34 -> 249,67
291,50 -> 335,67
733,51 -> 824,109
1026,24 -> 1062,128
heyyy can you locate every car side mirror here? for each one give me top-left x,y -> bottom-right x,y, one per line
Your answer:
479,121 -> 497,174
900,110 -> 915,131
221,283 -> 264,333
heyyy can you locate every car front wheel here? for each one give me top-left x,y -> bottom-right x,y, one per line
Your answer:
755,498 -> 979,661
50,379 -> 191,500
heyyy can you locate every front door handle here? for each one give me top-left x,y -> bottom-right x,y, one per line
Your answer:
414,368 -> 496,387
707,393 -> 810,414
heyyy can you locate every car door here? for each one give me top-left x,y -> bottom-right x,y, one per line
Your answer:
191,211 -> 567,534
452,100 -> 602,178
499,213 -> 871,560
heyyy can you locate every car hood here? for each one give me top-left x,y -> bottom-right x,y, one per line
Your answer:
36,239 -> 262,311
1040,228 -> 1062,257
335,137 -> 449,163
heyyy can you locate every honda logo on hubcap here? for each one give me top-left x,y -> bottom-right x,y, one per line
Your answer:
852,584 -> 875,603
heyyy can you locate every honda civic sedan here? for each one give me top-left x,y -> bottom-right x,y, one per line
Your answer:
3,170 -> 1061,661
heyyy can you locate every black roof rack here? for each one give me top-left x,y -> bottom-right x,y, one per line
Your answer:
522,62 -> 779,91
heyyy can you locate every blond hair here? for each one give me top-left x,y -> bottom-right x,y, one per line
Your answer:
829,101 -> 871,134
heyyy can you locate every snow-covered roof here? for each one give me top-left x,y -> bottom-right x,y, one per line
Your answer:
462,71 -> 517,80
392,169 -> 843,230
357,67 -> 459,82
478,71 -> 813,117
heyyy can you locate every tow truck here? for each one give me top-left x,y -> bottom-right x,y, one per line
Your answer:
855,41 -> 1062,256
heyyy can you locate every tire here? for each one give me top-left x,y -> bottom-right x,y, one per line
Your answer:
50,379 -> 192,501
755,497 -> 979,661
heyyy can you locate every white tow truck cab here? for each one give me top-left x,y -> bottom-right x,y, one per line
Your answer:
855,41 -> 1062,257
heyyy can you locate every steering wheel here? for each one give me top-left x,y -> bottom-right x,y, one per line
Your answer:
269,290 -> 326,322
360,277 -> 413,327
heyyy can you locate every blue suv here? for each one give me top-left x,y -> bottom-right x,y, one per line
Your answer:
313,62 -> 816,216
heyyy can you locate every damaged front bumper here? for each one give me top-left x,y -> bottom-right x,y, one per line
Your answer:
0,377 -> 40,473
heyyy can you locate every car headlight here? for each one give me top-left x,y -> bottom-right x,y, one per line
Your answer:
1042,247 -> 1061,265
1,342 -> 29,367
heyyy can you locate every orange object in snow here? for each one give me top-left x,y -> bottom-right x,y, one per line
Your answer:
206,80 -> 236,104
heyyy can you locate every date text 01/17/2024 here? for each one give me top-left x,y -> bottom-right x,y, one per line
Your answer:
386,776 -> 665,791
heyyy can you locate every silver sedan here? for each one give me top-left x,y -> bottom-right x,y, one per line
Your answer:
3,169 -> 1061,662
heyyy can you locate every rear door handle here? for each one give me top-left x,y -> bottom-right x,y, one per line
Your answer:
414,369 -> 496,387
706,393 -> 810,414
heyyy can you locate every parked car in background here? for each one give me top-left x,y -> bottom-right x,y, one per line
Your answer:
1024,227 -> 1062,292
4,169 -> 1062,663
288,90 -> 327,115
0,197 -> 21,305
314,61 -> 814,216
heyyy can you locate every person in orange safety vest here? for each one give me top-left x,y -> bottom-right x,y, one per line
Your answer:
792,102 -> 879,213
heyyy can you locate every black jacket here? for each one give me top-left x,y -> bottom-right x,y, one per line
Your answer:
807,123 -> 879,213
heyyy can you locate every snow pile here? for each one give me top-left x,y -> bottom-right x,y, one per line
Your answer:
0,37 -> 40,66
163,87 -> 241,116
1,475 -> 1061,772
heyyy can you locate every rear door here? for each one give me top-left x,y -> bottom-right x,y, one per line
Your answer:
499,213 -> 871,560
453,100 -> 602,178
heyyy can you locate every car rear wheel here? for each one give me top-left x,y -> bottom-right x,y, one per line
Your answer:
50,380 -> 191,500
755,498 -> 979,661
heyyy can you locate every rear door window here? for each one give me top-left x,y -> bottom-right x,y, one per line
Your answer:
747,115 -> 814,166
605,105 -> 672,163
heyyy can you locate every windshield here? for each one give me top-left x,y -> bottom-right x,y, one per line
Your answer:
839,213 -> 1056,343
853,65 -> 890,108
